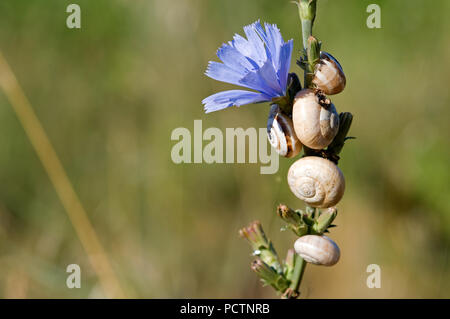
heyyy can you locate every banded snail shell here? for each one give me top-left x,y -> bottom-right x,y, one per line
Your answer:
287,156 -> 345,208
292,89 -> 339,150
294,235 -> 340,266
312,51 -> 346,95
267,105 -> 302,158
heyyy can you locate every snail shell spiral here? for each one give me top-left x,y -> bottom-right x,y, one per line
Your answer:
312,51 -> 346,95
267,105 -> 302,158
292,89 -> 339,150
287,156 -> 345,208
294,235 -> 340,266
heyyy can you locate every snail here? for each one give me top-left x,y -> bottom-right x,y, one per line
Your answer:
292,89 -> 339,150
294,235 -> 340,266
267,105 -> 302,158
312,51 -> 346,95
287,156 -> 345,208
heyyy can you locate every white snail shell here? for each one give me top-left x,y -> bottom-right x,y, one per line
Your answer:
312,51 -> 346,95
287,156 -> 345,208
267,105 -> 302,158
294,235 -> 340,266
292,89 -> 339,150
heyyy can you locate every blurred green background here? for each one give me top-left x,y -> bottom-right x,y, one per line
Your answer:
0,0 -> 449,298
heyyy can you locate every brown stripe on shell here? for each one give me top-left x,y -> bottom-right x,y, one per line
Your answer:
267,105 -> 302,158
275,113 -> 295,158
312,51 -> 346,95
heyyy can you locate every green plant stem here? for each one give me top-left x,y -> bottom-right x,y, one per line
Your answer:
281,0 -> 318,299
301,19 -> 313,51
297,0 -> 317,87
288,254 -> 307,298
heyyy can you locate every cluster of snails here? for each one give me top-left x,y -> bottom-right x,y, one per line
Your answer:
267,51 -> 346,266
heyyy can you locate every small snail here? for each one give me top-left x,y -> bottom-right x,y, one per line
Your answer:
267,105 -> 302,158
312,51 -> 346,95
287,156 -> 345,208
292,89 -> 339,150
294,235 -> 340,266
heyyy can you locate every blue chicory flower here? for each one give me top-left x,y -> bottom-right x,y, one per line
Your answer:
202,21 -> 294,113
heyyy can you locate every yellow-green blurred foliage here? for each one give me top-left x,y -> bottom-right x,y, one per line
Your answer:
0,0 -> 449,298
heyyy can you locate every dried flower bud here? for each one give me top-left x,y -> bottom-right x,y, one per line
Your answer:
239,221 -> 282,272
251,259 -> 290,292
276,204 -> 308,236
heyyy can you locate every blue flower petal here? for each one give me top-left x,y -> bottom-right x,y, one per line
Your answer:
203,21 -> 294,113
239,60 -> 282,97
205,61 -> 246,86
255,23 -> 281,70
206,60 -> 280,94
202,90 -> 270,113
243,21 -> 266,65
216,44 -> 255,74
277,40 -> 293,94
230,34 -> 263,68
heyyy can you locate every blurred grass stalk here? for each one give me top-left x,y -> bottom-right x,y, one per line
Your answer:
0,51 -> 125,299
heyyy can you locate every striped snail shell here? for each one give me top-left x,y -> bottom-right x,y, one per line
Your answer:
287,156 -> 345,208
267,105 -> 302,158
292,89 -> 339,150
294,235 -> 340,266
312,51 -> 346,95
